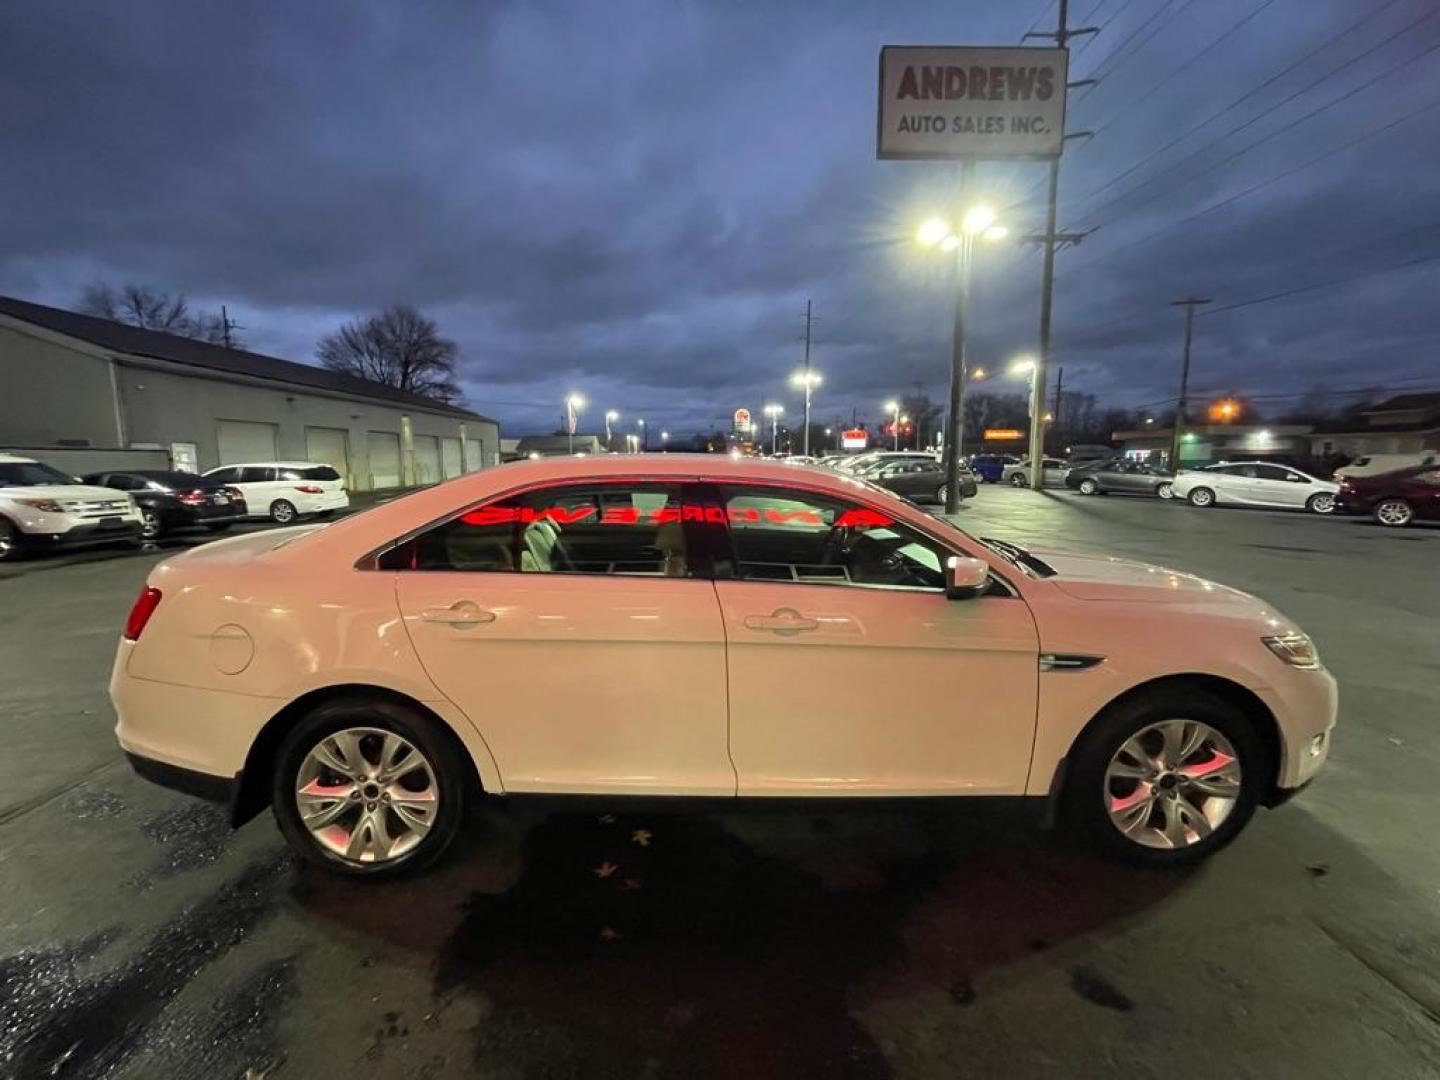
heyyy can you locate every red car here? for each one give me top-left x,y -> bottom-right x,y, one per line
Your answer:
1336,464 -> 1440,527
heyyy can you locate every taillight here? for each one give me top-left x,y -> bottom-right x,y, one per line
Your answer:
124,586 -> 163,641
295,485 -> 323,494
178,489 -> 206,505
224,486 -> 244,500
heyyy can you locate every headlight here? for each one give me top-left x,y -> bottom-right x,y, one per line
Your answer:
16,498 -> 64,513
1263,632 -> 1320,669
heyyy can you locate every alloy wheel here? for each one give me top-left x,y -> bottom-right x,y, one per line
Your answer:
1010,474 -> 1026,487
1189,487 -> 1214,507
1079,478 -> 1098,495
271,500 -> 296,524
0,523 -> 15,560
140,510 -> 162,539
1104,719 -> 1242,851
1375,499 -> 1413,527
1157,482 -> 1174,499
1308,493 -> 1336,515
295,726 -> 440,865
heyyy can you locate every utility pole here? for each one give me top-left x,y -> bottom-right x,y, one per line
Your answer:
801,299 -> 814,456
1168,297 -> 1212,471
219,305 -> 242,349
1023,0 -> 1097,489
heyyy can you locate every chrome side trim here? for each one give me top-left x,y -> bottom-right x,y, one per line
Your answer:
1039,653 -> 1105,672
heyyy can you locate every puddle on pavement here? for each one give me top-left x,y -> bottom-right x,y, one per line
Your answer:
0,854 -> 292,1079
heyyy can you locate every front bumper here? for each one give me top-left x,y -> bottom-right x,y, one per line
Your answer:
24,518 -> 142,548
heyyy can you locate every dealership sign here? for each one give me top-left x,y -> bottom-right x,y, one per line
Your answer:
877,46 -> 1068,160
841,428 -> 868,450
733,408 -> 752,430
983,428 -> 1024,441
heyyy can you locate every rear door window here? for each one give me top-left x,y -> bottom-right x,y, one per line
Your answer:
240,466 -> 278,483
280,466 -> 341,482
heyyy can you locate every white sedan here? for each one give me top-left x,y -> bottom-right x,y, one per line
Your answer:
112,455 -> 1335,877
1170,461 -> 1339,514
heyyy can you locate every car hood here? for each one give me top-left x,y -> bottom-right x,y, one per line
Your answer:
1031,547 -> 1259,605
0,483 -> 131,503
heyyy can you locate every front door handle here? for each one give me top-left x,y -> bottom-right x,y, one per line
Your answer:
744,608 -> 818,635
420,601 -> 496,627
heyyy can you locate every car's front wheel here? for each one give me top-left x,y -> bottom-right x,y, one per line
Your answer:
1063,689 -> 1263,865
0,518 -> 23,562
1187,486 -> 1215,508
1306,492 -> 1336,515
1078,477 -> 1099,495
269,499 -> 298,524
139,508 -> 164,541
272,697 -> 470,877
1156,482 -> 1174,499
1009,473 -> 1027,487
1373,498 -> 1413,527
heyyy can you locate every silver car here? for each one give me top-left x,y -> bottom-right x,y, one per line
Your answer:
1001,457 -> 1070,488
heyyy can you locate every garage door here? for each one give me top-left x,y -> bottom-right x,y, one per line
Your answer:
217,420 -> 277,464
413,434 -> 441,485
366,431 -> 402,490
304,427 -> 351,486
440,437 -> 463,480
464,438 -> 483,472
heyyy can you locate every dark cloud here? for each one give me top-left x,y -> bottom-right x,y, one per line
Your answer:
1,0 -> 1437,436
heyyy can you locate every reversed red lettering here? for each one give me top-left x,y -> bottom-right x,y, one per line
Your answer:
461,505 -> 519,526
601,506 -> 639,525
835,508 -> 893,529
764,508 -> 823,526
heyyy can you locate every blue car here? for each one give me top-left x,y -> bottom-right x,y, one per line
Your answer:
967,454 -> 1019,483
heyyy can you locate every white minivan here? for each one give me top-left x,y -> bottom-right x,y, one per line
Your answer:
1333,451 -> 1438,480
203,462 -> 349,524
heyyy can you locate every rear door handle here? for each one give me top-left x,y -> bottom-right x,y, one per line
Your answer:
420,601 -> 496,627
744,609 -> 818,635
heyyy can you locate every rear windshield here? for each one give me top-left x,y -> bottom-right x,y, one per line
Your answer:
279,466 -> 341,481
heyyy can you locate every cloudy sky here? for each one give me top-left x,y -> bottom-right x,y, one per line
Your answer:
3,0 -> 1438,436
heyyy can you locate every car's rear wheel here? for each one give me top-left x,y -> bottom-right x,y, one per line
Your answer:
139,508 -> 163,540
1187,486 -> 1215,508
1306,492 -> 1336,515
269,499 -> 297,524
0,519 -> 23,562
1009,473 -> 1026,487
272,697 -> 470,877
1156,482 -> 1174,499
1078,477 -> 1099,495
1063,689 -> 1263,866
1374,498 -> 1413,527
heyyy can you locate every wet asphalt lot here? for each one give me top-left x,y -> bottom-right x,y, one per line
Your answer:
2,488 -> 1439,1079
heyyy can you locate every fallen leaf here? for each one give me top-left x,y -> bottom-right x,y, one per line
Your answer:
631,828 -> 653,847
594,860 -> 619,879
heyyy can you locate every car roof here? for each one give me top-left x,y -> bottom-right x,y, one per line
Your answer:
0,453 -> 40,464
206,461 -> 327,470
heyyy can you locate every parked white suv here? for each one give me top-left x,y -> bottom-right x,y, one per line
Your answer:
203,462 -> 349,524
0,453 -> 143,561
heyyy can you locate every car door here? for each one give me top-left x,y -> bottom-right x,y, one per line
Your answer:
1275,467 -> 1318,508
238,466 -> 280,515
706,483 -> 1040,796
1246,464 -> 1298,507
388,479 -> 735,795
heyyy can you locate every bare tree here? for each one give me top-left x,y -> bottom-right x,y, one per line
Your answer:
80,283 -> 233,345
317,305 -> 461,404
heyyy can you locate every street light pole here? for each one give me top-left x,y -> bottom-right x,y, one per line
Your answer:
605,410 -> 618,450
940,161 -> 976,514
637,418 -> 647,452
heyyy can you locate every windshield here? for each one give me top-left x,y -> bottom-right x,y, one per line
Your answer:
0,462 -> 78,487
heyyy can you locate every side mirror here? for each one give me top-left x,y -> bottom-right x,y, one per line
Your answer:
945,555 -> 990,600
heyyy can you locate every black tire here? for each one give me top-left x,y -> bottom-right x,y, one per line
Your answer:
1156,482 -> 1174,500
139,508 -> 164,541
1306,492 -> 1336,515
269,499 -> 298,524
1009,473 -> 1026,487
1187,486 -> 1215,508
1062,688 -> 1265,867
272,696 -> 471,878
205,523 -> 233,533
1373,498 -> 1413,527
0,518 -> 25,562
1078,477 -> 1098,495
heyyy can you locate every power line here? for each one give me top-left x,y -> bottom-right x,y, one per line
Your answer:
1081,0 -> 1280,143
1077,10 -> 1440,231
1072,0 -> 1193,103
1197,250 -> 1440,318
1071,89 -> 1440,270
1064,0 -> 1409,215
